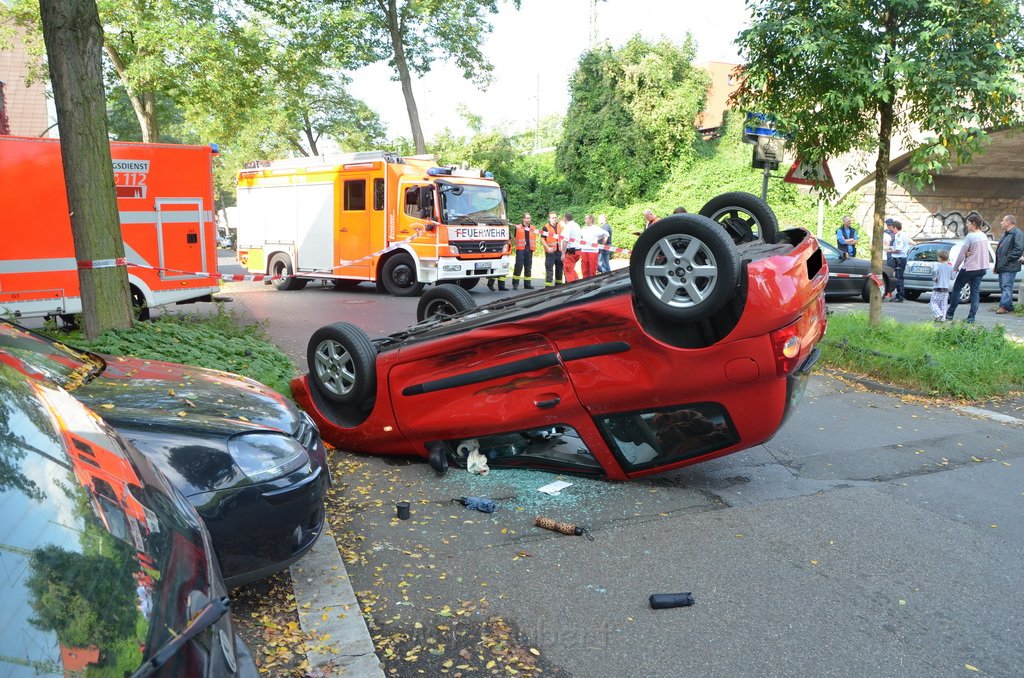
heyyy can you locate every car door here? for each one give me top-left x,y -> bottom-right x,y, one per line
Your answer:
387,333 -> 607,474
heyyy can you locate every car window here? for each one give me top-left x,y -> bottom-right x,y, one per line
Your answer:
440,425 -> 603,475
595,404 -> 738,473
818,240 -> 843,260
908,243 -> 951,262
0,321 -> 101,388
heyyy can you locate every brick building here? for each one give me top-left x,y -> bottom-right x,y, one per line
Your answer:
0,24 -> 50,137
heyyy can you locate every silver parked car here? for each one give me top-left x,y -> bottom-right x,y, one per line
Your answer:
902,239 -> 1002,302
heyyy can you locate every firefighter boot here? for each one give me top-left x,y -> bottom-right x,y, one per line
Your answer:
487,278 -> 495,290
498,279 -> 508,291
524,278 -> 533,290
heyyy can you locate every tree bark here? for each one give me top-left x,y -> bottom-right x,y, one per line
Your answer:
104,44 -> 160,142
384,0 -> 425,153
869,6 -> 898,328
40,0 -> 133,338
870,97 -> 894,328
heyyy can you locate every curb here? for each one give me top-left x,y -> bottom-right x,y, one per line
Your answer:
290,528 -> 384,677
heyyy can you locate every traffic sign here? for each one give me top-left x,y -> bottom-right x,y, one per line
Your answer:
743,112 -> 780,144
784,157 -> 834,187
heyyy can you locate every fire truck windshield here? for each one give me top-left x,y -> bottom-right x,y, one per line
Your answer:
439,184 -> 506,225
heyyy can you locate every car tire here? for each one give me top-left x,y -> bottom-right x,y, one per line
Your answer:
957,285 -> 971,303
130,285 -> 151,321
629,213 -> 740,322
904,289 -> 921,301
698,192 -> 779,245
307,322 -> 377,407
381,253 -> 425,297
417,284 -> 478,322
457,278 -> 481,291
270,254 -> 308,291
861,274 -> 890,303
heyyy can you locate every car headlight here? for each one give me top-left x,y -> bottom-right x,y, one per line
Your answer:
227,433 -> 309,482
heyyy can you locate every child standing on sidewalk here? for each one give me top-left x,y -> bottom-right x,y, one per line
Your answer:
931,250 -> 954,321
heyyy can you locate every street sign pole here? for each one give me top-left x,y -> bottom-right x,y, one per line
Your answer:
762,164 -> 770,202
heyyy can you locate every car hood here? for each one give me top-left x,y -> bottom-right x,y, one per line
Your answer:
76,354 -> 300,434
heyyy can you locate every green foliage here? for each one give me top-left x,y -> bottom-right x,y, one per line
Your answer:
26,543 -> 137,648
557,35 -> 710,206
734,0 -> 1024,187
820,313 -> 1024,399
54,307 -> 297,396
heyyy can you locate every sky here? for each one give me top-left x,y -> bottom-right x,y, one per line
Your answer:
347,0 -> 751,141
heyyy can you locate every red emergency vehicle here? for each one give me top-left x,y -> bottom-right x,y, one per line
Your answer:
0,136 -> 220,320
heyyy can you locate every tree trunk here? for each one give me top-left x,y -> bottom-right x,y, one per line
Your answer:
386,0 -> 425,153
40,0 -> 133,339
104,44 -> 160,142
869,97 -> 894,328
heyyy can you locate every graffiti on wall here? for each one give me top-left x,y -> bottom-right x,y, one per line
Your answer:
910,211 -> 991,241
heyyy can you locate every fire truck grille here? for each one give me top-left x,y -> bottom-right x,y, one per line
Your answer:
452,242 -> 506,255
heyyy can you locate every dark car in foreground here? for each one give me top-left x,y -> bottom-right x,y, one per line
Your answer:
817,240 -> 894,301
903,239 -> 1004,302
293,194 -> 828,480
0,364 -> 257,676
0,320 -> 329,588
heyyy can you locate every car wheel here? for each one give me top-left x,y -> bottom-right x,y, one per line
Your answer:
270,254 -> 308,291
457,278 -> 481,291
307,322 -> 377,407
629,213 -> 740,322
417,284 -> 478,322
130,285 -> 150,321
381,253 -> 425,297
957,285 -> 971,303
698,192 -> 779,245
904,289 -> 921,301
861,274 -> 890,303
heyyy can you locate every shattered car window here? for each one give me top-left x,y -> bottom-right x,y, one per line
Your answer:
596,404 -> 739,472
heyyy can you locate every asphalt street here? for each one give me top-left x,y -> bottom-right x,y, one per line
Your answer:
196,252 -> 1024,676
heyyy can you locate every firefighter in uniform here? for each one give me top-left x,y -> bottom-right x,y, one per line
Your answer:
510,213 -> 536,290
540,211 -> 563,287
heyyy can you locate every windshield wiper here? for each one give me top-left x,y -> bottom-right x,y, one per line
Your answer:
130,596 -> 231,678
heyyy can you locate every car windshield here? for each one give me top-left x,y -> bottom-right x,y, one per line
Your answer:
0,367 -> 212,675
0,320 -> 102,389
439,183 -> 506,224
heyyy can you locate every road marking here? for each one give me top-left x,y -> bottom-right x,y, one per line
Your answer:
956,406 -> 1024,427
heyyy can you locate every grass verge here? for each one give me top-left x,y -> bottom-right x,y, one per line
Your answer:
819,313 -> 1024,399
47,307 -> 297,396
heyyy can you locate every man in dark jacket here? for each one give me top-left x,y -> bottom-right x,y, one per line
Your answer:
994,214 -> 1024,314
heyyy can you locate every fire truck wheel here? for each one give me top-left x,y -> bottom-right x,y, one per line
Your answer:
457,278 -> 481,291
416,285 -> 478,323
629,213 -> 740,323
698,192 -> 779,245
381,253 -> 425,297
130,286 -> 151,321
307,322 -> 377,407
270,254 -> 308,291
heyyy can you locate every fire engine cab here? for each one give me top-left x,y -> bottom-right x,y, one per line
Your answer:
235,151 -> 512,296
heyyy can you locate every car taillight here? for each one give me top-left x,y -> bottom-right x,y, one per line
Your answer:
770,321 -> 802,377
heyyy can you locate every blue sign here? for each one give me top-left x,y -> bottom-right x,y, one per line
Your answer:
744,112 -> 780,141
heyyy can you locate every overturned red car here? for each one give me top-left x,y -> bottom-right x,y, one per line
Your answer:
293,193 -> 828,481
